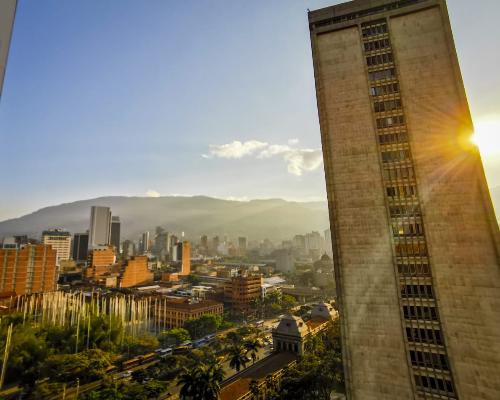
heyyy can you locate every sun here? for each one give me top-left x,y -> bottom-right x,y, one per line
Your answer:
471,118 -> 500,158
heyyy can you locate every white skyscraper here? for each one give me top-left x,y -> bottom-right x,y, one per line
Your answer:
88,206 -> 112,249
0,0 -> 17,100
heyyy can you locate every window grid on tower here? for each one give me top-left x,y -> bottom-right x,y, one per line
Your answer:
361,19 -> 457,399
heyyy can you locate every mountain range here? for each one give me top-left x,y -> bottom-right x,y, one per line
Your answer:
0,196 -> 330,242
1,186 -> 498,243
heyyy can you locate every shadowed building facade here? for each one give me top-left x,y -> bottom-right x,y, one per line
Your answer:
309,0 -> 500,399
0,0 -> 16,100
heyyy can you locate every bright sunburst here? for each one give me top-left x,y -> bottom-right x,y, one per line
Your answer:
471,118 -> 500,158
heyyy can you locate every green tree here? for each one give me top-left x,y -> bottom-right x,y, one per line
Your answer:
228,345 -> 248,373
123,334 -> 159,356
244,338 -> 261,364
185,274 -> 201,286
42,349 -> 114,384
158,328 -> 191,347
281,295 -> 298,314
0,322 -> 47,388
177,360 -> 225,400
184,315 -> 220,339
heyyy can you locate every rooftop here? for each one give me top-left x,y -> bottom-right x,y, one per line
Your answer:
219,352 -> 297,400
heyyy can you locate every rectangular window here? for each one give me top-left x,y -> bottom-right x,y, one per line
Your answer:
364,38 -> 391,52
403,305 -> 438,321
362,23 -> 388,38
397,261 -> 430,276
378,130 -> 407,144
409,350 -> 449,371
366,52 -> 393,67
369,68 -> 395,81
401,284 -> 434,299
376,114 -> 405,128
406,327 -> 444,345
374,99 -> 402,113
371,82 -> 399,96
381,149 -> 410,163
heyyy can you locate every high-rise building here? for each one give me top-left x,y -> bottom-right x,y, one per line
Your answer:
140,231 -> 150,254
309,1 -> 500,399
122,240 -> 135,259
42,229 -> 72,266
200,235 -> 208,254
274,248 -> 295,274
89,206 -> 112,249
211,235 -> 220,255
324,228 -> 333,258
110,216 -> 121,254
72,233 -> 89,264
0,244 -> 57,295
238,236 -> 247,256
0,0 -> 16,100
174,241 -> 191,275
154,231 -> 171,261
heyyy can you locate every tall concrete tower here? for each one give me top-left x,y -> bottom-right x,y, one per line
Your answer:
0,0 -> 17,100
309,1 -> 500,399
88,206 -> 112,249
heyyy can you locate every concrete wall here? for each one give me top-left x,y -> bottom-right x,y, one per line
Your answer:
391,6 -> 500,399
0,0 -> 17,99
312,24 -> 413,399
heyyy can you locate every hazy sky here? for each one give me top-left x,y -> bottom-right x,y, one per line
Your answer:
1,0 -> 499,221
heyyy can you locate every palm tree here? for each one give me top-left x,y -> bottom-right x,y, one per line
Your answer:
177,367 -> 199,400
244,338 -> 261,364
177,360 -> 225,400
228,344 -> 248,372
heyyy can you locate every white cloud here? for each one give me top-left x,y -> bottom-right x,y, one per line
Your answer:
283,149 -> 323,176
257,144 -> 291,159
204,139 -> 323,176
145,189 -> 161,198
205,140 -> 268,159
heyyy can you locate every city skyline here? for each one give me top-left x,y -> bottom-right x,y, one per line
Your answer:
0,0 -> 499,221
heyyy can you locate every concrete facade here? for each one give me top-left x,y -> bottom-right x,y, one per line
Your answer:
0,0 -> 16,100
309,0 -> 500,399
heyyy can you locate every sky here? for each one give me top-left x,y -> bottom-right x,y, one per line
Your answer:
0,0 -> 499,221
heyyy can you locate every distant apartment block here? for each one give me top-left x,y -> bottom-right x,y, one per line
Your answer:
224,273 -> 263,316
72,232 -> 89,264
309,0 -> 500,398
85,245 -> 116,279
0,0 -> 16,100
89,206 -> 112,248
110,216 -> 121,254
120,256 -> 153,288
180,241 -> 191,275
42,229 -> 71,266
0,244 -> 57,295
153,297 -> 223,329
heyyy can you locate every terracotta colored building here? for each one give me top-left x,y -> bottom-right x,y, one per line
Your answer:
85,245 -> 116,279
153,297 -> 223,329
224,273 -> 263,316
0,244 -> 58,295
120,256 -> 153,288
